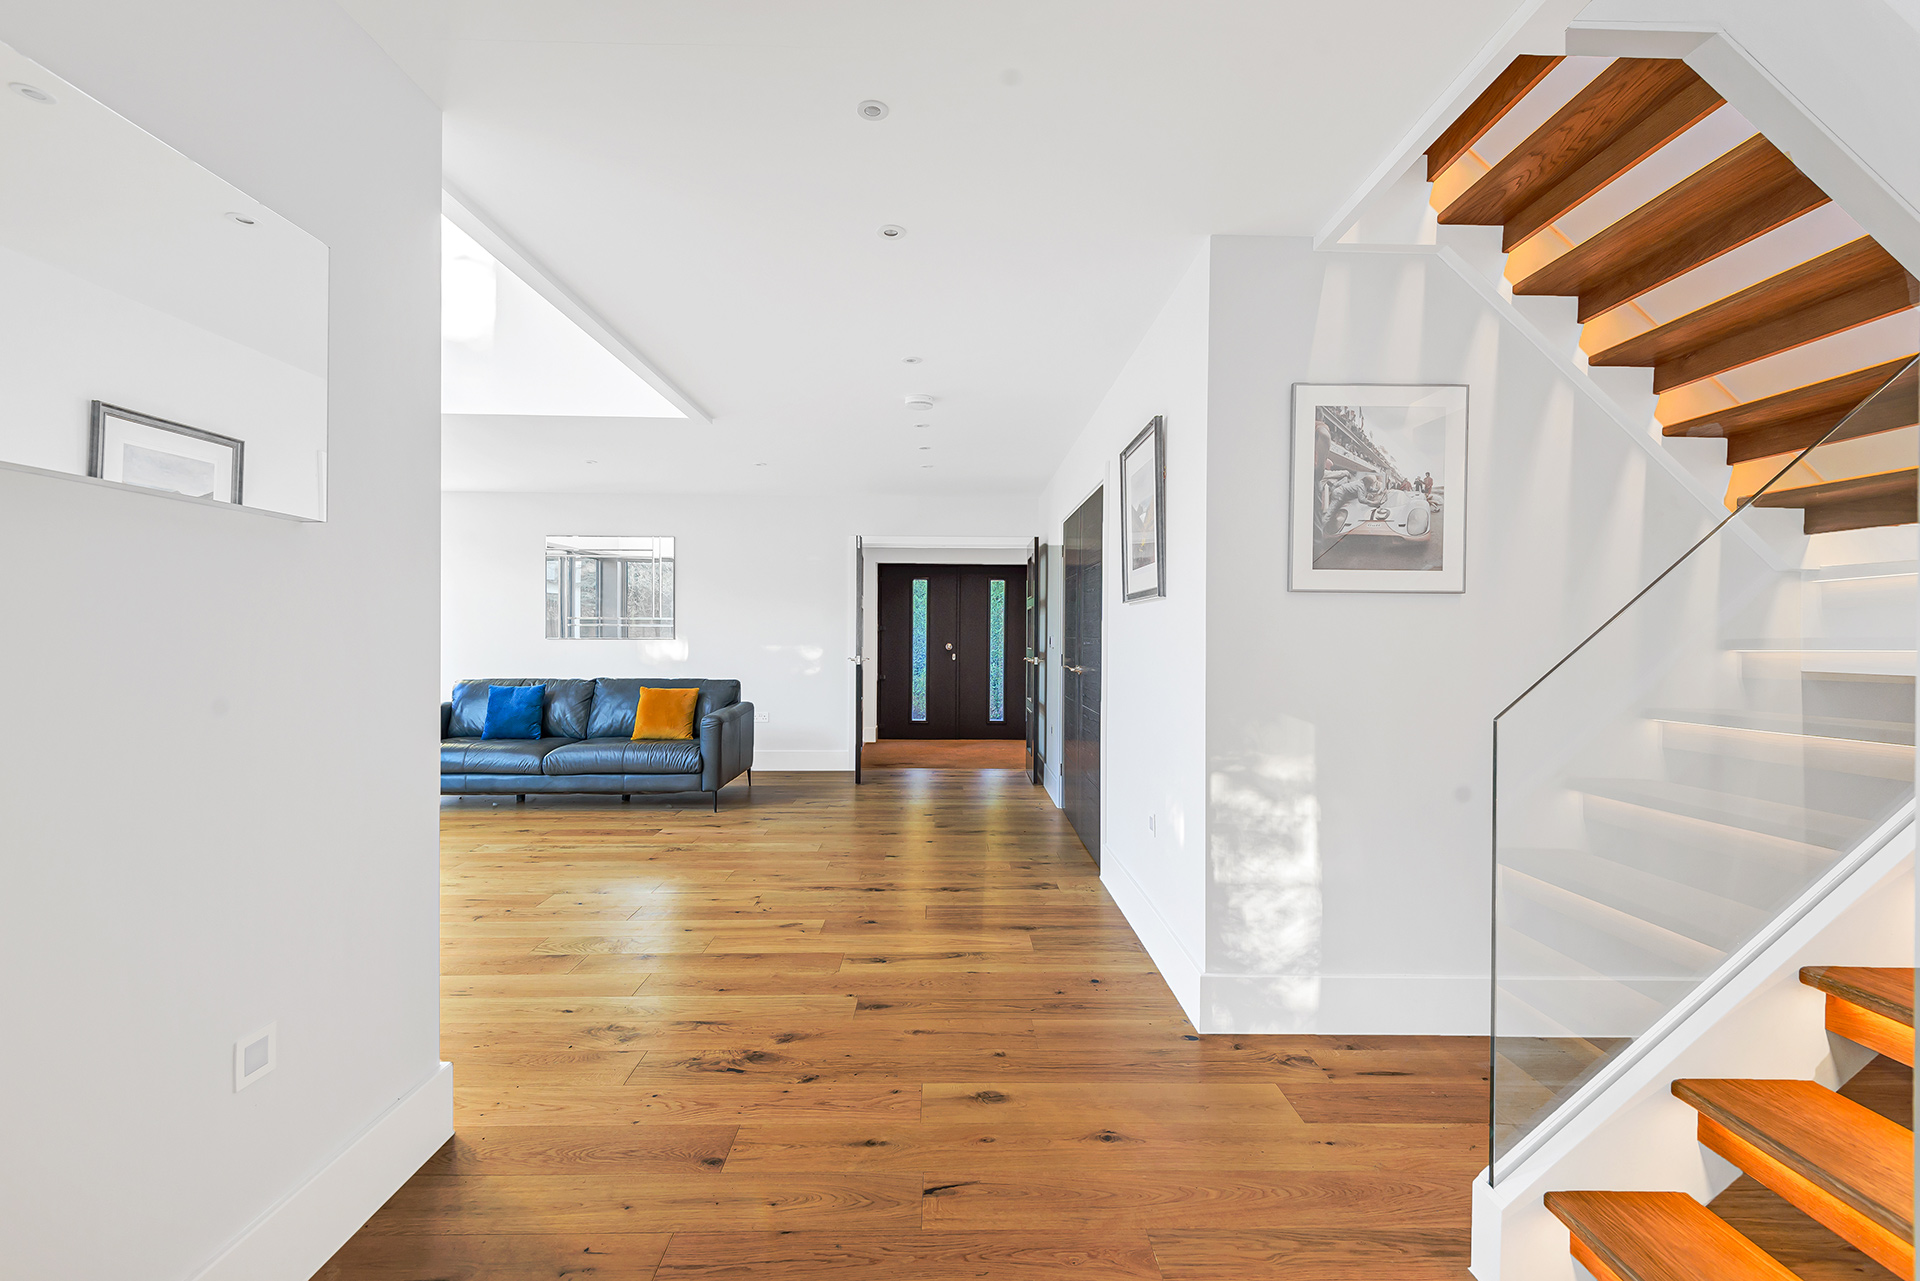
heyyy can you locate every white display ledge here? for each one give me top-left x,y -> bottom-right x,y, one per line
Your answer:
0,456 -> 323,523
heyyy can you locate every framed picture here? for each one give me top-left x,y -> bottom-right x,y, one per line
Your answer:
89,402 -> 244,505
1289,384 -> 1467,593
1120,415 -> 1166,601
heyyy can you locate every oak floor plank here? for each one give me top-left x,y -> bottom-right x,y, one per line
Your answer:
1148,1228 -> 1473,1280
919,1171 -> 1467,1231
421,1126 -> 738,1175
654,1231 -> 1163,1280
359,1173 -> 922,1234
722,1120 -> 1485,1174
315,1233 -> 672,1280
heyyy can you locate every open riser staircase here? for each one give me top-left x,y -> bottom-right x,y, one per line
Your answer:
1548,967 -> 1914,1280
1410,48 -> 1920,1281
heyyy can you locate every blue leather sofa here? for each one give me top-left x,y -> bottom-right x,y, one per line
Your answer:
441,677 -> 754,809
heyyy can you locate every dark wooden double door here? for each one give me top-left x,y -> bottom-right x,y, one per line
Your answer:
877,564 -> 1025,740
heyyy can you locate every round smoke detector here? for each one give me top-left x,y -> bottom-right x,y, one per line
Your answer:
878,224 -> 905,239
857,99 -> 889,120
904,394 -> 935,412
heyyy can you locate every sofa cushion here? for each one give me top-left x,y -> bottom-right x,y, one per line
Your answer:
449,678 -> 594,739
587,678 -> 739,738
441,738 -> 568,775
543,737 -> 704,776
481,684 -> 544,739
633,686 -> 701,740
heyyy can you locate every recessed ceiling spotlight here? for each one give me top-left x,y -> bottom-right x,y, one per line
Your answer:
902,356 -> 922,364
904,394 -> 934,411
857,99 -> 889,120
585,459 -> 598,465
917,446 -> 931,451
920,464 -> 934,469
754,462 -> 769,467
913,422 -> 931,429
224,212 -> 257,226
9,82 -> 54,105
878,224 -> 905,239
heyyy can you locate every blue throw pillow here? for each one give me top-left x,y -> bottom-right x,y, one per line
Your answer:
481,684 -> 544,740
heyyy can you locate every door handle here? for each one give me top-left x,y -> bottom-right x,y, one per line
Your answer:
1066,664 -> 1087,674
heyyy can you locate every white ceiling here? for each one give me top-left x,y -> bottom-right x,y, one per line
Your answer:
341,0 -> 1529,497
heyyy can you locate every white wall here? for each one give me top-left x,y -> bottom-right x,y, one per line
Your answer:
1037,242 -> 1212,1015
442,489 -> 1036,769
0,2 -> 442,1278
1202,237 -> 1720,1033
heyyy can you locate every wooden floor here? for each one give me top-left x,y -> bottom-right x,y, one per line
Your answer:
861,739 -> 1029,770
318,771 -> 1486,1280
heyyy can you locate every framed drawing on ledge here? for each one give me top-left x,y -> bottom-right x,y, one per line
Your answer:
89,401 -> 245,505
1120,415 -> 1166,601
1289,384 -> 1466,593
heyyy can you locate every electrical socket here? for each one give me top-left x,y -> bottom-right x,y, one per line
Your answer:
754,711 -> 770,724
235,1022 -> 277,1092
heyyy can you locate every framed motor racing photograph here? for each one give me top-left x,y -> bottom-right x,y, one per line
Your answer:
1288,383 -> 1467,592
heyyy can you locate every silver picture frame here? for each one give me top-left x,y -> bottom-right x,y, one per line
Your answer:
1120,414 -> 1167,602
89,401 -> 245,505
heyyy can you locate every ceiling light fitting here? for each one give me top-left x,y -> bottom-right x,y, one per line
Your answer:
878,224 -> 905,239
914,422 -> 931,429
224,212 -> 256,226
904,394 -> 934,411
857,100 -> 889,120
9,82 -> 54,105
902,356 -> 922,364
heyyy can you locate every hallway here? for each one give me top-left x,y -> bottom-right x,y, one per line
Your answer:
321,773 -> 1485,1279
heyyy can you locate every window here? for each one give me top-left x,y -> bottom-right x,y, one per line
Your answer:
545,536 -> 675,639
910,577 -> 929,722
988,578 -> 1006,722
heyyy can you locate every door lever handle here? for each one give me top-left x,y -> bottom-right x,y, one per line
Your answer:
1065,664 -> 1087,674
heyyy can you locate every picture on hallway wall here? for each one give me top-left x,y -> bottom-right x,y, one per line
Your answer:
1119,415 -> 1166,601
1288,384 -> 1466,593
88,401 -> 245,505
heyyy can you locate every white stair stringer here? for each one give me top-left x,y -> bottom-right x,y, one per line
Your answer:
1472,807 -> 1913,1281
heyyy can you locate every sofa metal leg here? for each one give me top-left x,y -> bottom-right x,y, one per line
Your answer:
747,768 -> 752,788
622,794 -> 631,803
516,794 -> 526,804
712,790 -> 719,813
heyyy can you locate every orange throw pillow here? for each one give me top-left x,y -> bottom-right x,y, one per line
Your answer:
631,686 -> 701,740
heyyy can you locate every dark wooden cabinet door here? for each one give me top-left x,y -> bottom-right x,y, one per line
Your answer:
876,564 -> 1025,740
1063,490 -> 1102,862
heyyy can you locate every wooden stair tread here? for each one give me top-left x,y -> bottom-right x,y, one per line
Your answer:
1590,238 -> 1917,392
1514,134 -> 1829,322
1439,59 -> 1724,250
1425,54 -> 1563,179
1750,468 -> 1917,534
1545,1189 -> 1801,1281
1662,357 -> 1918,464
1800,966 -> 1915,1027
1672,1078 -> 1914,1241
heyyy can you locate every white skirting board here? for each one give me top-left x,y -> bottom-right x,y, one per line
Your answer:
189,1061 -> 453,1281
1101,857 -> 1204,1021
1199,973 -> 1487,1035
751,750 -> 853,771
